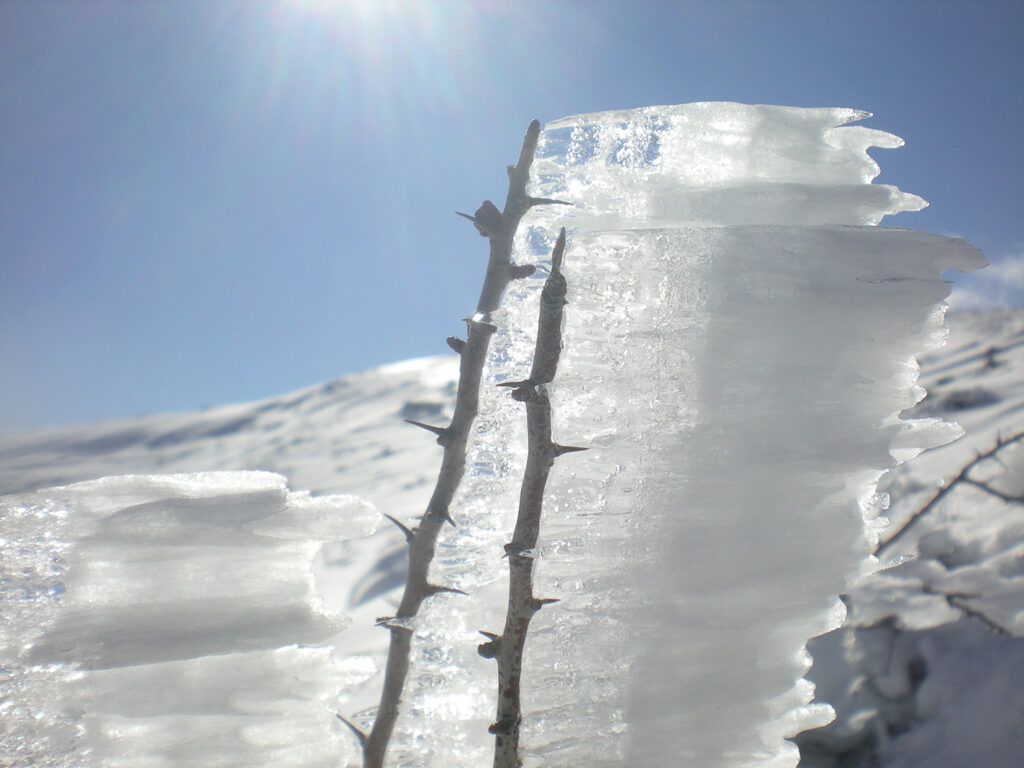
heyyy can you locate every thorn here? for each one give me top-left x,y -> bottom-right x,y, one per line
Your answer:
375,615 -> 414,632
429,506 -> 457,527
456,200 -> 502,238
503,542 -> 534,559
489,717 -> 517,735
508,263 -> 536,280
553,443 -> 588,457
499,380 -> 534,401
383,513 -> 415,543
527,196 -> 573,208
404,418 -> 450,446
335,714 -> 368,749
446,336 -> 466,355
531,597 -> 560,612
454,210 -> 492,238
477,632 -> 501,659
426,583 -> 469,597
550,227 -> 567,274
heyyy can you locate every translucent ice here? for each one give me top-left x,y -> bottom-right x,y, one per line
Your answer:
0,472 -> 379,767
403,104 -> 986,767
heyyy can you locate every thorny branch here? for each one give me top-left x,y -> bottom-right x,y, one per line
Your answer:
340,121 -> 568,768
483,229 -> 585,768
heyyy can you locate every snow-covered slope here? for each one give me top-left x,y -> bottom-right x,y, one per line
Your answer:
798,308 -> 1024,767
0,354 -> 459,619
0,355 -> 458,506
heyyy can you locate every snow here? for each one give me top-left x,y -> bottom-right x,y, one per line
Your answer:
797,309 -> 1024,767
1,102 -> 1017,768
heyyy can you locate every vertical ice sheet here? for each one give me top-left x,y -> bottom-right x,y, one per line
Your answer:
411,104 -> 986,768
0,472 -> 379,767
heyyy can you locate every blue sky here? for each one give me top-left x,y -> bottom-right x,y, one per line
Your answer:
2,0 -> 1022,432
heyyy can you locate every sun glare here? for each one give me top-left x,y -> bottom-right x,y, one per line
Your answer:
271,0 -> 491,142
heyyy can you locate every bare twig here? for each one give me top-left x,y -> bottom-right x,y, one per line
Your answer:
483,229 -> 583,768
920,586 -> 1013,637
875,431 -> 1024,556
344,121 -> 560,768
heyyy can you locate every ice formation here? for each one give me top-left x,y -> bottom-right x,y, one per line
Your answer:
1,472 -> 380,767
0,104 -> 989,768
401,104 -> 986,767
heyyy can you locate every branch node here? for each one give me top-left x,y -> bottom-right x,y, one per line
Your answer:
456,200 -> 502,238
446,336 -> 467,355
508,263 -> 537,280
511,385 -> 535,402
503,542 -> 536,560
477,631 -> 502,659
488,716 -> 519,735
462,314 -> 499,335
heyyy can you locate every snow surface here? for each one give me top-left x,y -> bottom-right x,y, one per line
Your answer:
1,103 -> 1011,768
797,309 -> 1024,768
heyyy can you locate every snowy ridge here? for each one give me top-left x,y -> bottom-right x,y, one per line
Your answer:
0,356 -> 458,506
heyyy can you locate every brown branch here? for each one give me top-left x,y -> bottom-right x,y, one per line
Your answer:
920,586 -> 1013,637
960,476 -> 1024,504
344,120 -> 558,768
875,431 -> 1024,557
483,229 -> 582,768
